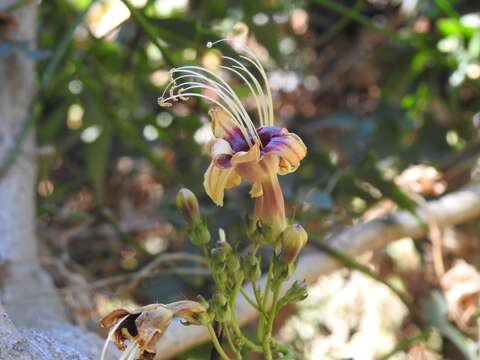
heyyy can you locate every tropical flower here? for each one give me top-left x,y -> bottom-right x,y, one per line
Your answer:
158,40 -> 307,240
100,301 -> 207,360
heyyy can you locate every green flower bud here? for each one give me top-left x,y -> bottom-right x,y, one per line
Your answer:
279,224 -> 308,265
226,253 -> 240,273
176,188 -> 200,225
282,280 -> 308,304
242,254 -> 261,282
211,292 -> 228,322
189,223 -> 211,246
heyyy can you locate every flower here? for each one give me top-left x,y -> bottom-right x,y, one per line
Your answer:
100,301 -> 207,360
158,40 -> 307,240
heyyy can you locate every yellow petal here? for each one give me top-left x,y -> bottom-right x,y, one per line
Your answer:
231,143 -> 260,166
203,161 -> 241,206
249,182 -> 263,198
209,107 -> 237,140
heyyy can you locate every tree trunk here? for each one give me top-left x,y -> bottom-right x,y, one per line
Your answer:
0,0 -> 68,329
0,2 -> 113,358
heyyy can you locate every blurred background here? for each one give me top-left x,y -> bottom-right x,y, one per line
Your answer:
27,0 -> 480,358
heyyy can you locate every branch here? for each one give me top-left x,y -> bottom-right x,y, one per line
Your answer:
150,183 -> 480,358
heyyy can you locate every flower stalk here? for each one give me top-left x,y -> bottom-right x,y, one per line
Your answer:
101,38 -> 309,360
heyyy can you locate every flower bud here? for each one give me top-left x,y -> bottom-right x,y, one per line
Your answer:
282,280 -> 308,304
211,292 -> 228,322
176,188 -> 200,225
279,224 -> 308,265
189,223 -> 211,246
226,253 -> 240,273
242,254 -> 261,282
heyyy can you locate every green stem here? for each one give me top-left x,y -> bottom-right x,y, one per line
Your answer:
263,281 -> 281,360
224,324 -> 242,360
229,318 -> 262,353
239,287 -> 264,314
207,323 -> 230,360
228,275 -> 263,353
257,260 -> 274,339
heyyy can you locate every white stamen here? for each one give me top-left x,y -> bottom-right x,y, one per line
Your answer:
164,81 -> 256,146
222,55 -> 269,126
220,64 -> 265,126
207,38 -> 274,126
172,66 -> 260,141
158,37 -> 275,147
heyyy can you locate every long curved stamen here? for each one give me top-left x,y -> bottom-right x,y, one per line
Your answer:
159,66 -> 260,146
208,38 -> 274,126
171,68 -> 259,144
220,64 -> 266,127
163,82 -> 256,146
222,55 -> 269,126
172,66 -> 258,139
160,91 -> 253,145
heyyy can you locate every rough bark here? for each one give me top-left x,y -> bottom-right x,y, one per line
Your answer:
152,183 -> 480,359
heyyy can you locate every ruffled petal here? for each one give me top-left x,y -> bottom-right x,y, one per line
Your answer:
263,131 -> 307,175
203,161 -> 241,206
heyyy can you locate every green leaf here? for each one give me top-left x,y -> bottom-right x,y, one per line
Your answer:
437,18 -> 476,37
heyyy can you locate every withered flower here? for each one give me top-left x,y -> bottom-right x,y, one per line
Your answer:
101,301 -> 207,360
